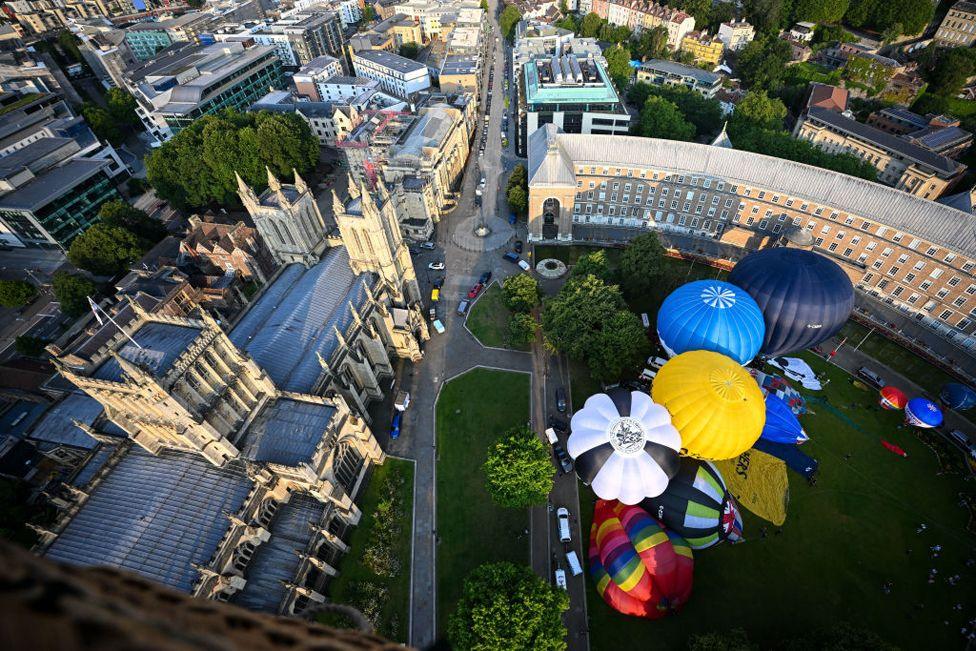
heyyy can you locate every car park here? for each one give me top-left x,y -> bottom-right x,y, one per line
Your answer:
467,283 -> 483,299
479,271 -> 492,284
428,261 -> 445,270
457,299 -> 470,316
557,507 -> 571,543
390,411 -> 402,440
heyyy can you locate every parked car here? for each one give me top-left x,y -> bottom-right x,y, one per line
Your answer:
432,277 -> 443,289
467,283 -> 484,299
479,271 -> 492,284
545,427 -> 559,445
420,241 -> 436,250
429,307 -> 437,321
432,319 -> 445,334
508,213 -> 517,225
430,288 -> 440,302
565,550 -> 583,576
856,367 -> 885,388
457,299 -> 470,316
428,261 -> 445,270
517,259 -> 531,271
557,507 -> 571,543
554,568 -> 567,590
548,415 -> 569,433
552,441 -> 573,474
555,387 -> 567,413
503,251 -> 519,263
514,240 -> 523,253
390,411 -> 402,440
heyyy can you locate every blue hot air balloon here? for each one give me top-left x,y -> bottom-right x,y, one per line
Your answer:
656,280 -> 765,365
940,383 -> 976,411
759,394 -> 808,445
905,398 -> 943,429
728,249 -> 855,358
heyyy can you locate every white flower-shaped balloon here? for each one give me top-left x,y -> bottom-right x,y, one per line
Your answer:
568,389 -> 681,505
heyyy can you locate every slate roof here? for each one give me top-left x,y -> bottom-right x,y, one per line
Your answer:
93,322 -> 201,382
229,248 -> 373,393
70,444 -> 117,488
45,447 -> 253,592
27,393 -> 105,450
237,398 -> 336,466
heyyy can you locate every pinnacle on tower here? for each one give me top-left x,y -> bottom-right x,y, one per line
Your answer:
235,172 -> 257,205
266,167 -> 282,193
331,188 -> 344,217
293,168 -> 309,194
346,173 -> 360,199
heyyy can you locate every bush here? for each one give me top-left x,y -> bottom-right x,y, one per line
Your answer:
361,469 -> 408,579
51,272 -> 96,317
508,312 -> 537,347
0,279 -> 37,309
502,274 -> 540,312
483,426 -> 553,508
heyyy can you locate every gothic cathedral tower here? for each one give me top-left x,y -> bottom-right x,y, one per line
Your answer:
237,168 -> 328,267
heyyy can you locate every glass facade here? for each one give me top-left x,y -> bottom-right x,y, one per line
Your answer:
125,30 -> 173,61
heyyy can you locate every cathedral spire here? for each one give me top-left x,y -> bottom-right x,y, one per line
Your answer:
235,172 -> 258,208
293,168 -> 309,195
266,167 -> 282,194
347,174 -> 360,200
331,188 -> 344,218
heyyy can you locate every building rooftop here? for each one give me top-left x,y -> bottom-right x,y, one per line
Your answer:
388,107 -> 455,165
0,159 -> 110,211
93,322 -> 202,382
45,447 -> 253,592
0,137 -> 77,179
806,106 -> 960,176
441,54 -> 479,75
26,393 -> 106,451
354,49 -> 427,74
949,0 -> 976,13
528,124 -> 976,254
524,56 -> 621,105
639,59 -> 721,85
237,397 -> 336,466
229,249 -> 374,393
295,55 -> 342,77
70,444 -> 118,488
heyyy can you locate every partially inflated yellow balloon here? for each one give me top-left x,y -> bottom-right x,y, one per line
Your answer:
652,350 -> 765,460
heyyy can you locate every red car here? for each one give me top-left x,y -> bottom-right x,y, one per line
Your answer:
467,283 -> 484,299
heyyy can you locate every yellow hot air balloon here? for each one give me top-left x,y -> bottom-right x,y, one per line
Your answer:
651,351 -> 765,460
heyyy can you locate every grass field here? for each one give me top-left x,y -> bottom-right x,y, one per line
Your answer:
465,283 -> 528,350
838,321 -> 957,396
324,459 -> 414,642
435,368 -> 532,639
580,352 -> 973,649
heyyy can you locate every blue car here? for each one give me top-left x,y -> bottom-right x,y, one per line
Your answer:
503,251 -> 519,263
391,411 -> 403,439
509,213 -> 517,225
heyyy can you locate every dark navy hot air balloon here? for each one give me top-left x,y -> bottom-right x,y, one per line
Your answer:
940,383 -> 976,411
728,248 -> 855,358
905,398 -> 943,429
760,393 -> 808,445
656,280 -> 765,365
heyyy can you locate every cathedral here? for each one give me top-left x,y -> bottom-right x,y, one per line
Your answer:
32,170 -> 429,617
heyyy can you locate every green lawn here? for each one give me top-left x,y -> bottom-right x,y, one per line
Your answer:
325,458 -> 414,643
837,321 -> 958,396
435,368 -> 531,639
581,352 -> 972,649
465,283 -> 528,350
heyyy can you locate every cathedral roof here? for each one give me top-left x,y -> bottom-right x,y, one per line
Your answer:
236,397 -> 337,466
229,248 -> 375,393
93,322 -> 203,382
45,447 -> 253,592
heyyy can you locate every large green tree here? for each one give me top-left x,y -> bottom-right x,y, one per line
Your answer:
98,200 -> 166,245
0,279 -> 37,309
579,12 -> 604,38
482,426 -> 553,508
587,308 -> 650,381
500,5 -> 522,41
67,224 -> 145,276
51,272 -> 96,317
399,42 -> 420,59
448,562 -> 569,651
731,90 -> 788,131
793,0 -> 848,23
632,26 -> 669,61
735,37 -> 793,92
82,103 -> 123,146
509,312 -> 538,347
503,273 -> 541,312
637,96 -> 695,141
630,84 -> 723,138
145,110 -> 318,209
619,232 -> 666,299
603,44 -> 633,89
674,0 -> 711,24
741,0 -> 793,34
105,88 -> 140,129
569,250 -> 613,283
543,274 -> 626,362
507,163 -> 529,217
922,47 -> 976,97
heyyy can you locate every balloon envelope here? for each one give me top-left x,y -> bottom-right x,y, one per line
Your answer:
940,383 -> 976,411
905,397 -> 943,428
728,248 -> 854,357
568,389 -> 681,505
656,280 -> 765,365
589,499 -> 693,619
760,393 -> 808,445
652,350 -> 766,460
879,386 -> 908,410
748,369 -> 807,415
713,449 -> 789,526
641,458 -> 744,549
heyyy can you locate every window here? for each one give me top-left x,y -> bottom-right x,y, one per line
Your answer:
670,200 -> 678,209
612,182 -> 619,190
683,202 -> 691,212
926,246 -> 938,256
711,195 -> 719,205
930,268 -> 944,279
940,310 -> 953,321
908,238 -> 920,250
873,260 -> 883,269
851,236 -> 861,245
751,206 -> 759,214
921,280 -> 932,291
892,286 -> 904,297
828,242 -> 838,252
958,317 -> 971,329
945,253 -> 956,263
876,226 -> 887,237
897,254 -> 908,263
949,276 -> 961,287
861,221 -> 873,231
937,288 -> 949,299
821,225 -> 831,234
967,284 -> 976,295
866,241 -> 877,251
893,232 -> 903,243
908,293 -> 920,305
905,273 -> 916,283
888,266 -> 899,276
954,297 -> 967,307
882,247 -> 893,257
964,261 -> 975,272
844,248 -> 853,257
815,237 -> 824,246
858,253 -> 868,263
786,199 -> 794,207
759,219 -> 768,229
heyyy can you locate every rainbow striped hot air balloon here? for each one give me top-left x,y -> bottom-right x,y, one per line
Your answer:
879,386 -> 908,410
589,499 -> 694,619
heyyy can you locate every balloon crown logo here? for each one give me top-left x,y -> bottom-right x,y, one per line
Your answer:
700,285 -> 737,309
608,417 -> 648,455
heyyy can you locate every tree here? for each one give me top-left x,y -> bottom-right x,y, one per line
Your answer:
741,0 -> 793,34
482,426 -> 553,508
555,15 -> 578,33
603,44 -> 633,89
570,250 -> 613,282
68,224 -> 145,277
587,309 -> 650,381
15,336 -> 48,358
105,88 -> 140,129
0,279 -> 37,309
399,42 -> 420,59
500,5 -> 522,42
793,0 -> 848,23
448,562 -> 569,651
481,0 -> 489,10
637,96 -> 695,140
98,200 -> 166,245
57,30 -> 82,63
674,0 -> 711,24
509,312 -> 538,347
619,232 -> 666,298
727,123 -> 878,180
81,103 -> 123,146
579,12 -> 604,38
362,4 -> 377,22
51,272 -> 96,317
559,0 -> 568,14
735,37 -> 792,92
731,90 -> 787,130
542,274 -> 625,360
503,273 -> 540,312
507,185 -> 528,217
599,23 -> 631,43
845,0 -> 932,35
707,2 -> 735,32
632,26 -> 669,61
923,47 -> 976,97
146,110 -> 318,209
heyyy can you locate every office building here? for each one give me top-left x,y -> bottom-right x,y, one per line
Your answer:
635,59 -> 722,97
124,13 -> 218,61
212,11 -> 345,68
351,49 -> 431,99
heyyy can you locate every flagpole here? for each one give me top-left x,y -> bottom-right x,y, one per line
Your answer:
88,296 -> 143,349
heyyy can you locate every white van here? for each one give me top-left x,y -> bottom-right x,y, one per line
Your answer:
545,427 -> 558,445
517,259 -> 531,271
565,550 -> 583,576
556,507 -> 571,543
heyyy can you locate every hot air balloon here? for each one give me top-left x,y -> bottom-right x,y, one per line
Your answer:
905,397 -> 943,428
713,449 -> 790,526
641,458 -> 744,549
568,389 -> 681,504
652,350 -> 766,460
940,383 -> 976,411
727,248 -> 855,358
760,393 -> 808,445
656,280 -> 766,365
589,499 -> 693,619
879,386 -> 908,410
748,369 -> 807,415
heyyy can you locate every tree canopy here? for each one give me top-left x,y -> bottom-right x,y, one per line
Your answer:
631,26 -> 669,61
482,426 -> 554,508
67,224 -> 146,277
735,37 -> 793,92
509,312 -> 538,347
500,5 -> 522,42
731,90 -> 787,131
362,4 -> 377,22
579,12 -> 604,38
741,0 -> 793,34
82,103 -> 123,146
399,42 -> 420,59
52,272 -> 97,318
506,164 -> 529,217
793,0 -> 848,24
845,0 -> 933,36
145,110 -> 318,209
0,279 -> 37,309
448,562 -> 569,651
630,83 -> 723,139
503,273 -> 541,312
603,44 -> 633,90
98,200 -> 166,245
918,47 -> 976,98
619,232 -> 667,299
569,250 -> 613,283
105,88 -> 140,130
637,97 -> 695,140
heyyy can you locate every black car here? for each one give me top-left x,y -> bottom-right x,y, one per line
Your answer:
553,442 -> 574,475
555,387 -> 567,413
514,240 -> 523,253
548,415 -> 569,434
479,271 -> 492,284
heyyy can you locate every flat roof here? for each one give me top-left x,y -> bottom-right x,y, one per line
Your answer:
524,57 -> 621,105
354,48 -> 427,74
93,322 -> 202,382
237,397 -> 336,466
639,59 -> 721,85
0,159 -> 110,211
